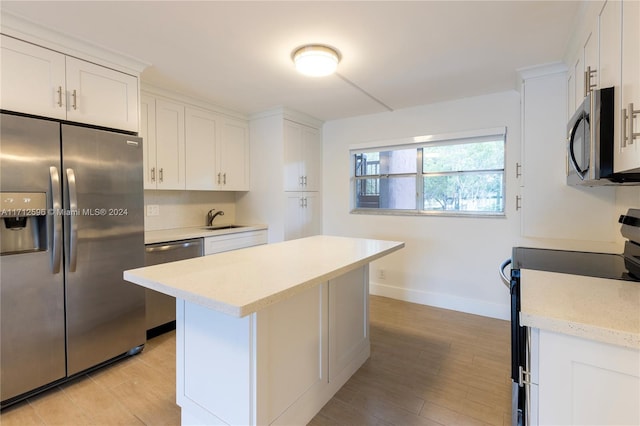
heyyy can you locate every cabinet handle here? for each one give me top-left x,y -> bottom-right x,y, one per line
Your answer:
57,86 -> 63,107
584,66 -> 597,97
516,195 -> 522,211
159,168 -> 164,183
72,89 -> 78,110
303,176 -> 307,186
217,172 -> 221,185
515,162 -> 522,178
223,173 -> 226,185
624,103 -> 640,147
299,176 -> 303,186
151,167 -> 156,182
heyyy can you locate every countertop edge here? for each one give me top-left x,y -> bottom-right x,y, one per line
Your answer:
520,312 -> 640,350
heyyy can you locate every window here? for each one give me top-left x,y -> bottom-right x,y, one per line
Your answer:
352,129 -> 506,216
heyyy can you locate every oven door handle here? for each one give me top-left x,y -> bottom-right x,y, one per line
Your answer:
568,111 -> 590,179
500,258 -> 512,288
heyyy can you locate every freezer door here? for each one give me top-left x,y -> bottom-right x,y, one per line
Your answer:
0,114 -> 66,402
61,125 -> 145,375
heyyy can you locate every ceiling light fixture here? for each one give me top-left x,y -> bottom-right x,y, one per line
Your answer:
291,44 -> 341,77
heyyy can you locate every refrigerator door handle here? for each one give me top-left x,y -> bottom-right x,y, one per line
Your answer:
50,166 -> 62,274
66,168 -> 79,272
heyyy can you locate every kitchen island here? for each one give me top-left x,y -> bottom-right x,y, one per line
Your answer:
124,235 -> 404,425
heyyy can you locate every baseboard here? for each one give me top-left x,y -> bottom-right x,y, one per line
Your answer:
370,282 -> 510,320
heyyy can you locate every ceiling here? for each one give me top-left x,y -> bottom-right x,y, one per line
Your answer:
1,1 -> 582,122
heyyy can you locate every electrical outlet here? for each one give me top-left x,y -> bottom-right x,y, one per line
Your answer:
377,269 -> 386,280
146,204 -> 160,216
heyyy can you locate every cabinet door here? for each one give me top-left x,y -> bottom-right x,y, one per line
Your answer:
284,121 -> 305,191
302,192 -> 321,237
65,57 -> 138,132
284,121 -> 321,191
599,0 -> 623,150
583,28 -> 598,90
538,330 -> 640,425
155,100 -> 185,190
284,193 -> 304,241
328,267 -> 368,381
301,125 -> 321,191
185,107 -> 217,190
617,0 -> 640,172
140,95 -> 157,189
0,35 -> 66,120
520,73 -> 616,241
284,192 -> 321,241
219,118 -> 250,191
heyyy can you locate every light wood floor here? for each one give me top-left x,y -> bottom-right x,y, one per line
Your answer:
1,296 -> 511,426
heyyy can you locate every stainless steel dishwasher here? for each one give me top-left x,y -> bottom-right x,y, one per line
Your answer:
144,238 -> 203,336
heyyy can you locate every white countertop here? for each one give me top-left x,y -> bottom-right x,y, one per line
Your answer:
520,269 -> 640,349
125,235 -> 404,317
145,224 -> 268,244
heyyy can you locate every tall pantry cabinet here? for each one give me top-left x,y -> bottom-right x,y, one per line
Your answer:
236,109 -> 322,243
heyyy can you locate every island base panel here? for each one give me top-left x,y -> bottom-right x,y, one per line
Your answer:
176,266 -> 370,425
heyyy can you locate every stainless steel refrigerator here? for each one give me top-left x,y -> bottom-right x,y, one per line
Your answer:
0,113 -> 145,406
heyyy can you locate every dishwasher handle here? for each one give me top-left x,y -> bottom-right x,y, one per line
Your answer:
500,258 -> 512,288
146,241 -> 201,253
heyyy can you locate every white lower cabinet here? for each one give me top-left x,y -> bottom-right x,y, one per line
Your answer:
284,192 -> 321,241
203,230 -> 267,256
533,328 -> 640,425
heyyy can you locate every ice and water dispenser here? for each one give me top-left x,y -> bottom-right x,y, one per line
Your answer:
0,192 -> 48,255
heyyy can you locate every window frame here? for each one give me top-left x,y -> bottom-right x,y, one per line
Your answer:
350,127 -> 507,217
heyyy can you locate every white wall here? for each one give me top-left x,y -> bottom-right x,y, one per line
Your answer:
322,89 -> 639,320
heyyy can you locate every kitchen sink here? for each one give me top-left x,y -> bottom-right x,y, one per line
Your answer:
200,225 -> 245,230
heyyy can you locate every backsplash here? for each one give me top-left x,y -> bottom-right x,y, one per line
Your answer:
144,190 -> 237,231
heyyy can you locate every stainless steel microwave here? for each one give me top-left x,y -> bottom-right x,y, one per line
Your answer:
567,87 -> 640,185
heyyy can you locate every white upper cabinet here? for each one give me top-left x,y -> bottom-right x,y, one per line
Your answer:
184,108 -> 250,191
0,35 -> 138,132
218,117 -> 250,191
618,0 -> 640,172
598,0 -> 640,172
598,0 -> 621,90
140,94 -> 158,190
284,120 -> 321,191
0,35 -> 66,120
143,90 -> 249,192
185,107 -> 218,190
583,28 -> 598,100
65,57 -> 138,132
154,99 -> 186,190
568,0 -> 640,173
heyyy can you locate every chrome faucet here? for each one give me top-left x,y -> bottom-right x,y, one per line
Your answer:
207,209 -> 224,226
